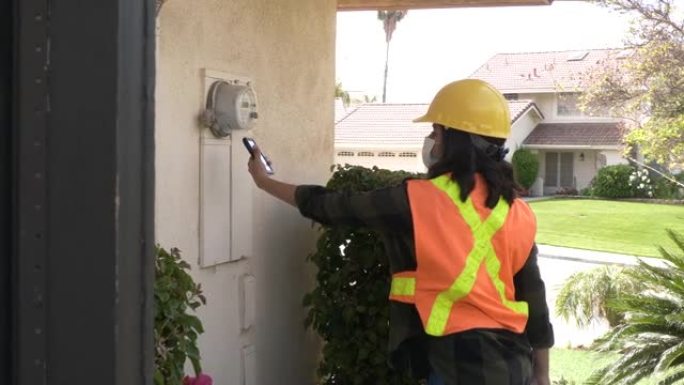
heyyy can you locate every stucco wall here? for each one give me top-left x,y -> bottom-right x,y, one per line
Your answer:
506,110 -> 542,160
519,92 -> 554,119
574,150 -> 597,190
155,1 -> 335,384
603,150 -> 627,166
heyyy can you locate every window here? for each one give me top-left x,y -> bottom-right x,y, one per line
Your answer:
557,93 -> 583,117
545,152 -> 574,187
378,152 -> 396,157
337,151 -> 354,157
357,151 -> 374,157
560,153 -> 574,187
544,153 -> 558,187
399,152 -> 417,158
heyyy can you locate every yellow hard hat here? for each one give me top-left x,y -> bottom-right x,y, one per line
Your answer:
414,79 -> 511,139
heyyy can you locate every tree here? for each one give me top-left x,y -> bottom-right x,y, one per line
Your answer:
335,82 -> 351,108
377,10 -> 407,103
585,230 -> 684,385
555,265 -> 641,328
581,0 -> 684,170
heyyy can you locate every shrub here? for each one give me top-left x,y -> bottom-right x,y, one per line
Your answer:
586,230 -> 684,385
303,165 -> 418,385
652,171 -> 684,199
155,247 -> 207,385
628,168 -> 654,198
591,165 -> 636,199
512,149 -> 540,190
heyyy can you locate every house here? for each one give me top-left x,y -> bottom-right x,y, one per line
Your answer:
335,100 -> 544,173
335,49 -> 627,195
6,1 -> 564,384
470,49 -> 628,195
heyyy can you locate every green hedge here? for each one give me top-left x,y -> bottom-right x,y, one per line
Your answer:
591,165 -> 636,199
512,149 -> 539,190
303,165 -> 419,385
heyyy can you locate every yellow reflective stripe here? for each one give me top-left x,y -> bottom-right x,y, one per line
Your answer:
424,204 -> 505,335
424,176 -> 528,336
431,176 -> 480,229
390,276 -> 416,297
484,248 -> 529,315
483,200 -> 529,316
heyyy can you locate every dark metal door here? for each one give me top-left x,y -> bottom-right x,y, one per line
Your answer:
10,0 -> 156,384
0,0 -> 13,382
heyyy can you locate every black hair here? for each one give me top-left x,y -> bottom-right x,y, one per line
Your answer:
427,128 -> 521,208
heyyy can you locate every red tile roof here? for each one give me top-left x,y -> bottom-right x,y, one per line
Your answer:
470,49 -> 625,93
335,104 -> 431,147
335,99 -> 352,124
335,101 -> 538,148
523,122 -> 624,147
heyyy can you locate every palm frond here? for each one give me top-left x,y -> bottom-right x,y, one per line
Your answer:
655,341 -> 684,373
658,366 -> 684,385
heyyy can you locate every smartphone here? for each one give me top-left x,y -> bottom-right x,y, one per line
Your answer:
242,137 -> 274,175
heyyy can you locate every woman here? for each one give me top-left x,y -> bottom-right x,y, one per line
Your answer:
248,79 -> 553,385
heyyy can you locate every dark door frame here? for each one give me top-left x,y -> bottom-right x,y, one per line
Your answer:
1,0 -> 13,382
8,0 -> 156,384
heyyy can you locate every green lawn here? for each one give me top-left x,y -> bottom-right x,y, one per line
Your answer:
528,199 -> 684,257
551,348 -> 657,384
551,348 -> 616,384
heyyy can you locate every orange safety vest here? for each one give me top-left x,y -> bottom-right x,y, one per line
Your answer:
390,174 -> 536,337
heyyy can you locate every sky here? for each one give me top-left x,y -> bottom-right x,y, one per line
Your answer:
335,1 -> 636,103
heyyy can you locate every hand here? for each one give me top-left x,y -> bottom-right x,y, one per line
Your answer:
247,145 -> 270,188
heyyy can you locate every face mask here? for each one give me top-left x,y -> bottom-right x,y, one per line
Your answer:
422,137 -> 438,168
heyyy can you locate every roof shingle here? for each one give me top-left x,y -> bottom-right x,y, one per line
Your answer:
470,49 -> 624,92
335,101 -> 538,148
523,122 -> 624,147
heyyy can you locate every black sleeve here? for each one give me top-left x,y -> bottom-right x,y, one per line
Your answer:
294,184 -> 412,234
514,244 -> 554,349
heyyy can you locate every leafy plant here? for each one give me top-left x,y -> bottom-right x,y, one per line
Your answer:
553,377 -> 576,385
586,230 -> 684,385
555,265 -> 641,328
155,246 -> 207,385
303,165 -> 418,385
591,165 -> 636,199
511,149 -> 539,190
653,172 -> 684,200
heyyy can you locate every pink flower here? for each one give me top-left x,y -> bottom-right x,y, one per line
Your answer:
183,374 -> 213,385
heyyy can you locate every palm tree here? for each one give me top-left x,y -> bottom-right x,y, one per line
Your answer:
555,265 -> 642,328
377,10 -> 407,103
584,230 -> 684,385
335,82 -> 351,108
362,95 -> 377,103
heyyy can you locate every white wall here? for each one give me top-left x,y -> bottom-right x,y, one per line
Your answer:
506,110 -> 542,161
603,150 -> 627,166
574,150 -> 597,190
156,1 -> 335,384
519,93 -> 555,119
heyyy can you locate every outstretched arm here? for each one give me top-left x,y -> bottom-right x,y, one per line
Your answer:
247,146 -> 297,207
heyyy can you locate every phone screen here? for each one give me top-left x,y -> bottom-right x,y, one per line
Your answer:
243,137 -> 274,175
